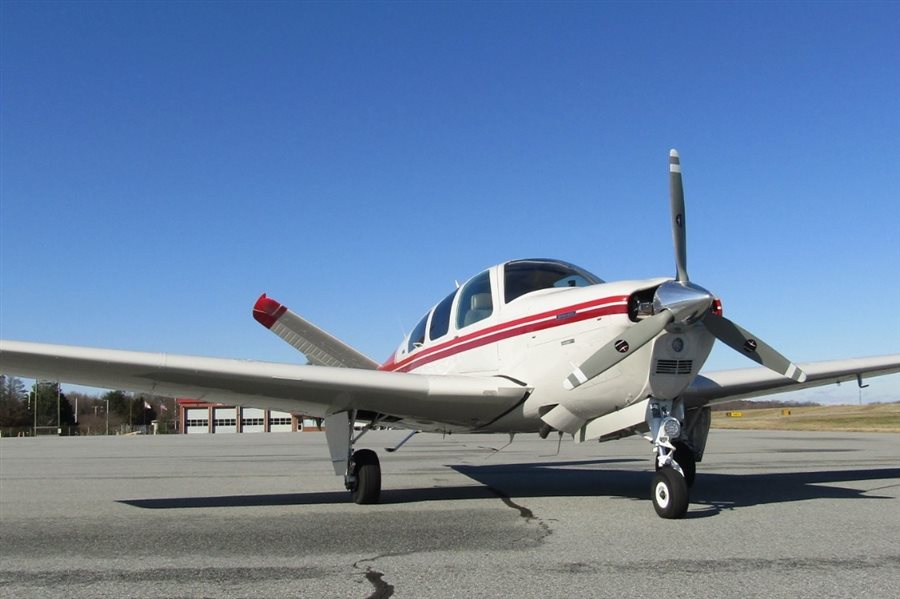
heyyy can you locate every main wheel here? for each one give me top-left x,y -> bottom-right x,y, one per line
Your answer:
651,467 -> 689,519
350,449 -> 381,504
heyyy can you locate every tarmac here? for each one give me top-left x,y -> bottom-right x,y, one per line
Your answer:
1,429 -> 898,598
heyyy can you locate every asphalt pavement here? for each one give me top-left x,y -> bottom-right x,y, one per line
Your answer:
1,429 -> 898,598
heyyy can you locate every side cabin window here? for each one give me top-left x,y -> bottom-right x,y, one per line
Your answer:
456,270 -> 493,329
429,289 -> 456,341
407,311 -> 429,353
504,259 -> 603,304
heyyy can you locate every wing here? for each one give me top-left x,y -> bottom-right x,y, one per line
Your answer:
683,355 -> 900,408
0,340 -> 529,430
252,294 -> 379,369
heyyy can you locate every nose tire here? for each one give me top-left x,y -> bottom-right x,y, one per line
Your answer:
652,466 -> 689,519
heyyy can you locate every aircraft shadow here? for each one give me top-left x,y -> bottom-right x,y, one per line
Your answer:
121,486 -> 499,510
118,458 -> 900,517
119,458 -> 630,509
450,462 -> 900,518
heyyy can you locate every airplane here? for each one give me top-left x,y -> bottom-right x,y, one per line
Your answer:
1,149 -> 898,519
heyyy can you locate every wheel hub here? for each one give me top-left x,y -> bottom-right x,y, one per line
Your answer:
655,482 -> 670,508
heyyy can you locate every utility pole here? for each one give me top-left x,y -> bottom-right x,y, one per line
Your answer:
33,380 -> 38,436
57,382 -> 61,436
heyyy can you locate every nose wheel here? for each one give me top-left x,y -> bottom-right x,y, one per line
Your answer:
652,466 -> 689,518
646,398 -> 694,518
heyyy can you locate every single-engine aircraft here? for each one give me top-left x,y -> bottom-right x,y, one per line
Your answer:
2,150 -> 898,518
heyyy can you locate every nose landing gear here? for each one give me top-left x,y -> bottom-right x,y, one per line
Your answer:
645,398 -> 694,519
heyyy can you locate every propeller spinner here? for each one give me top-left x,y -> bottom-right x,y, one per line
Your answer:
545,150 -> 806,435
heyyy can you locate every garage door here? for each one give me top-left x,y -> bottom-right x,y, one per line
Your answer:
186,407 -> 209,434
241,407 -> 265,433
269,410 -> 293,432
213,407 -> 237,433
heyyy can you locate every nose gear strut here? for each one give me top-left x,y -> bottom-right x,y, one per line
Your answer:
644,398 -> 691,518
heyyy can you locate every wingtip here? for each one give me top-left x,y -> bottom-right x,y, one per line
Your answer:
253,293 -> 288,329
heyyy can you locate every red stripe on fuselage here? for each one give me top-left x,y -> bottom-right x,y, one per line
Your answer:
379,294 -> 629,373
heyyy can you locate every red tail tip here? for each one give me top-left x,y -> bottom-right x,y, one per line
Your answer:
253,293 -> 288,328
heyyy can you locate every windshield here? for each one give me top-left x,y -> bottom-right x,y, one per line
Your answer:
504,259 -> 603,304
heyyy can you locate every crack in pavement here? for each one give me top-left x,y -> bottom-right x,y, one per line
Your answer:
353,554 -> 405,599
347,488 -> 549,597
362,567 -> 394,599
486,485 -> 552,541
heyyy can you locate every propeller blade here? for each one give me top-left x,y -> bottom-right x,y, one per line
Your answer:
704,312 -> 807,382
564,310 -> 674,390
669,149 -> 689,283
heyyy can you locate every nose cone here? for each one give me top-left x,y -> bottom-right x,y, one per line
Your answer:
652,281 -> 714,325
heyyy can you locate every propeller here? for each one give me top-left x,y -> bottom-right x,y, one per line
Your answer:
669,149 -> 689,283
544,149 -> 806,434
563,311 -> 674,391
703,312 -> 806,382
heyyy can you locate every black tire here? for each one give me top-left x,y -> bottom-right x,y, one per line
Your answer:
673,442 -> 697,488
350,449 -> 381,504
651,467 -> 689,519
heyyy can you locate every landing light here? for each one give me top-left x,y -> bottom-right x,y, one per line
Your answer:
662,417 -> 681,439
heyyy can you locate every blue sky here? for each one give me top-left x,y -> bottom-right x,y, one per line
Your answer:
1,1 -> 898,404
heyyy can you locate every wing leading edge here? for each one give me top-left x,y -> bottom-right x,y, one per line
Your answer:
0,340 -> 529,429
682,355 -> 900,409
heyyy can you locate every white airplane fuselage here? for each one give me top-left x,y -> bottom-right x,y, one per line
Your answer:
3,149 -> 897,518
379,262 -> 717,433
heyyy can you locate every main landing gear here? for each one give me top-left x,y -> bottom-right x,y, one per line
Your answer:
645,399 -> 700,519
324,410 -> 382,504
349,448 -> 381,504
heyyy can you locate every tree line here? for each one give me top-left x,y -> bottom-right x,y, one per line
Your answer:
0,375 -> 178,436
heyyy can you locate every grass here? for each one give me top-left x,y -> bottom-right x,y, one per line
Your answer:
710,402 -> 900,433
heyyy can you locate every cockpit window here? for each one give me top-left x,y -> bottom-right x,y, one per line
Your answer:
429,289 -> 456,341
407,311 -> 429,353
456,270 -> 493,329
504,259 -> 603,304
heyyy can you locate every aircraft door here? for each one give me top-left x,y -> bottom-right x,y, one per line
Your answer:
452,269 -> 500,374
